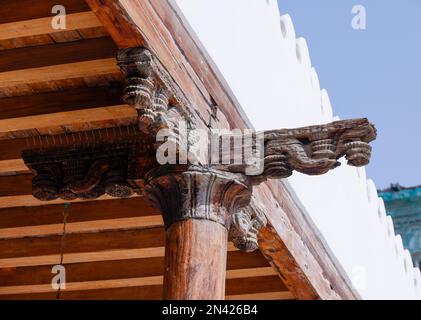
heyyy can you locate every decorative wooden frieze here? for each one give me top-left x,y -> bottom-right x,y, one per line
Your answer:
22,141 -> 141,201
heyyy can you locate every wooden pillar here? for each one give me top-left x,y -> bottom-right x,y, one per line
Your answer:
164,219 -> 227,299
144,166 -> 252,300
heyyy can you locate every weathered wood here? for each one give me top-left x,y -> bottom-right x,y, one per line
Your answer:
0,105 -> 135,139
164,219 -> 227,300
0,86 -> 123,120
0,194 -> 139,209
0,251 -> 268,286
0,0 -> 90,24
0,197 -> 158,229
0,159 -> 27,174
0,216 -> 163,239
0,174 -> 32,197
0,37 -> 116,73
255,182 -> 358,299
0,58 -> 122,98
0,12 -> 101,41
0,275 -> 288,300
0,227 -> 164,260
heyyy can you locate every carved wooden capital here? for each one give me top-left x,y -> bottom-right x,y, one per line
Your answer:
144,165 -> 252,230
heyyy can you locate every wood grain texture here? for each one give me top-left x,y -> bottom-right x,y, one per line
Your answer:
0,227 -> 165,260
0,58 -> 122,98
0,12 -> 101,41
0,197 -> 158,229
0,251 -> 269,286
0,86 -> 123,120
0,104 -> 136,139
0,37 -> 117,73
0,275 -> 288,300
163,219 -> 228,300
0,0 -> 90,25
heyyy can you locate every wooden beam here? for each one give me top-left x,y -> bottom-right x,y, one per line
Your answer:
0,197 -> 159,229
0,194 -> 139,210
0,274 -> 288,300
0,124 -> 139,164
0,251 -> 269,286
0,174 -> 32,197
0,269 -> 277,295
0,216 -> 164,239
0,85 -> 123,120
0,159 -> 27,174
0,58 -> 122,98
255,182 -> 358,300
0,104 -> 136,139
226,291 -> 294,300
0,0 -> 90,25
0,37 -> 116,73
0,12 -> 102,41
0,247 -> 166,268
0,226 -> 165,260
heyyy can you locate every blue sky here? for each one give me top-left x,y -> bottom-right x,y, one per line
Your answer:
277,0 -> 421,189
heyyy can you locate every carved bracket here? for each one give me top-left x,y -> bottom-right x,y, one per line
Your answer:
229,197 -> 268,252
22,142 -> 141,201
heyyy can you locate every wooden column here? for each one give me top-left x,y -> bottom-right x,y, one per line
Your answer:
164,219 -> 227,299
144,166 -> 252,300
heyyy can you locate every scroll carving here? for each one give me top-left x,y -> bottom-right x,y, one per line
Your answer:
144,165 -> 252,229
23,142 -> 140,201
229,197 -> 268,252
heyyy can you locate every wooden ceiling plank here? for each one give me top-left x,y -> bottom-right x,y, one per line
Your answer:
0,247 -> 166,269
0,270 -> 283,296
0,86 -> 123,120
0,251 -> 270,287
0,37 -> 116,73
0,194 -> 140,209
0,197 -> 158,229
0,227 -> 166,260
226,291 -> 294,300
0,58 -> 121,94
0,0 -> 90,25
0,159 -> 28,174
0,104 -> 136,138
0,12 -> 102,41
0,216 -> 164,239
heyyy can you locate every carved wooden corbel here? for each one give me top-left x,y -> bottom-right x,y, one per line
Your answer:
117,48 -> 192,138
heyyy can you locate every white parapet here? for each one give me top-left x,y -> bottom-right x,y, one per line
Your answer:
174,0 -> 420,299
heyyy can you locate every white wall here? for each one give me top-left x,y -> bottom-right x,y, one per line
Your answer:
173,0 -> 421,299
